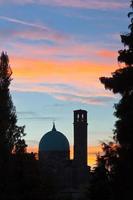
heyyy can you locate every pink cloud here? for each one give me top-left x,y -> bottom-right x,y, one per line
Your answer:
97,49 -> 117,58
12,80 -> 115,105
0,0 -> 128,10
54,94 -> 115,105
40,0 -> 128,10
10,41 -> 117,61
11,29 -> 68,43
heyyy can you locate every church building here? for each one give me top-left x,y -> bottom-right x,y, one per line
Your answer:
38,109 -> 90,197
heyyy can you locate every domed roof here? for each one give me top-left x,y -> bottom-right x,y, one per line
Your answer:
39,123 -> 70,152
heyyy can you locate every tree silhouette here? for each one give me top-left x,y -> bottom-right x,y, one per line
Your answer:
0,52 -> 62,199
89,142 -> 118,200
99,1 -> 133,199
0,52 -> 26,161
89,151 -> 112,200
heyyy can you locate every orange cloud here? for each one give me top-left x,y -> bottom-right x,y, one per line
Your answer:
10,56 -> 116,105
11,56 -> 116,82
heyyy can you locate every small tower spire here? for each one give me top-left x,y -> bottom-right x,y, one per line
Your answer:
52,122 -> 56,131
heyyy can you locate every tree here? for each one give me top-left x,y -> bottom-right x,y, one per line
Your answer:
0,51 -> 26,161
99,1 -> 133,199
89,158 -> 111,200
89,142 -> 117,200
13,126 -> 27,155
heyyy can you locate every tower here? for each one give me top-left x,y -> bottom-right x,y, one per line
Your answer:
74,109 -> 88,166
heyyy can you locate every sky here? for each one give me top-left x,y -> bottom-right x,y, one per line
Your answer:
0,0 -> 130,167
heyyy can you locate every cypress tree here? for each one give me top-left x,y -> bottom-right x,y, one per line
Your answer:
0,51 -> 26,161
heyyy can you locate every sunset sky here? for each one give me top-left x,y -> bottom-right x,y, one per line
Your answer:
0,0 -> 129,167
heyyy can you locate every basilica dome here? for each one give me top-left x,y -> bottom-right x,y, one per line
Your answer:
39,123 -> 70,152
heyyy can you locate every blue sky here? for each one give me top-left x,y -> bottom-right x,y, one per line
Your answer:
0,0 -> 130,165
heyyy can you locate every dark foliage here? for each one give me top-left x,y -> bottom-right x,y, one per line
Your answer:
89,151 -> 112,200
98,1 -> 133,200
0,52 -> 27,160
0,52 -> 28,199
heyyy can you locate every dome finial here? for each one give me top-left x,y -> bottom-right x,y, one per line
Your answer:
52,122 -> 56,131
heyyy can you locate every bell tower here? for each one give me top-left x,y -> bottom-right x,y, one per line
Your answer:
74,109 -> 88,166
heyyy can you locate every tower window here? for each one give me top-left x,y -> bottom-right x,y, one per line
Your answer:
77,114 -> 80,121
82,114 -> 84,121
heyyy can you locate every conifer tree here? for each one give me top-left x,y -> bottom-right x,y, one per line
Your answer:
0,52 -> 26,161
99,1 -> 133,199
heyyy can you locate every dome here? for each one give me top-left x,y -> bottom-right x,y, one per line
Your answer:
39,123 -> 70,152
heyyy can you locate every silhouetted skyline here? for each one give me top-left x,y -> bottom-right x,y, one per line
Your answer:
0,1 -> 133,200
0,0 -> 129,166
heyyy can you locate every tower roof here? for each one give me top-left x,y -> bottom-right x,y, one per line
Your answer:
74,109 -> 87,113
